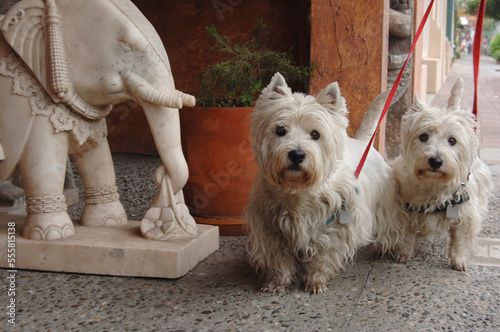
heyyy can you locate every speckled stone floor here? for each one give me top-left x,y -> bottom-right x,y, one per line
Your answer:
1,154 -> 498,331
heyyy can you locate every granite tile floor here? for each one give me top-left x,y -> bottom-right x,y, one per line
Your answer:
3,55 -> 500,331
5,155 -> 499,332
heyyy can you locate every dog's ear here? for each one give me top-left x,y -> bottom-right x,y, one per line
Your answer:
315,82 -> 346,112
262,72 -> 291,96
411,94 -> 424,111
447,77 -> 464,111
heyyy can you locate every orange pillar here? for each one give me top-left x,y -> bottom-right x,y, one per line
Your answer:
310,0 -> 389,152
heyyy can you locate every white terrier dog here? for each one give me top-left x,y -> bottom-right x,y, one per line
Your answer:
245,73 -> 396,294
389,77 -> 492,271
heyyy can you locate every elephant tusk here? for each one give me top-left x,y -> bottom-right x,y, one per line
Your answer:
179,91 -> 196,108
122,71 -> 195,109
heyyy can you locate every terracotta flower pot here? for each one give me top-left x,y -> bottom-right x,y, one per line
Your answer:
180,107 -> 258,235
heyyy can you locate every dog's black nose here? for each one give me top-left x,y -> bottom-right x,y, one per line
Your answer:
288,150 -> 306,165
428,157 -> 443,170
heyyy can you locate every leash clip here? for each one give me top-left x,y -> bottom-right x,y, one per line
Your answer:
326,187 -> 358,225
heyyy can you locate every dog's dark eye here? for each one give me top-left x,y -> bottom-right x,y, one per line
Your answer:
419,134 -> 429,142
448,137 -> 457,146
311,130 -> 320,140
276,126 -> 286,137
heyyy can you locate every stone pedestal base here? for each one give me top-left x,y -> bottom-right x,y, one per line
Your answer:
0,215 -> 219,278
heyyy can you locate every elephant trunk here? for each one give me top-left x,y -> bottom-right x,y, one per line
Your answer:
140,102 -> 189,194
121,71 -> 195,194
122,71 -> 195,109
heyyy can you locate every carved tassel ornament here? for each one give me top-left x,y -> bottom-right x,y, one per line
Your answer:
44,0 -> 112,120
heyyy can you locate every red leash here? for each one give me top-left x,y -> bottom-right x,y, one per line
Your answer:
354,0 -> 435,178
472,0 -> 486,118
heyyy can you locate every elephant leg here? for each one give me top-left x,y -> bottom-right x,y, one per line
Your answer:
71,139 -> 127,226
18,117 -> 75,241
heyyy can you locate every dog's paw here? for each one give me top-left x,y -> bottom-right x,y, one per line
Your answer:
261,281 -> 288,293
395,254 -> 411,263
451,259 -> 468,272
305,282 -> 328,294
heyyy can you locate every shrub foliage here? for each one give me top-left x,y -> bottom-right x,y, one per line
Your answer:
199,19 -> 314,107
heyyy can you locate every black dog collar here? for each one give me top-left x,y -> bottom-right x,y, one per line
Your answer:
405,192 -> 470,214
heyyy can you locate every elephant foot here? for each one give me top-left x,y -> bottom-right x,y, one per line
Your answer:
23,212 -> 75,241
80,186 -> 127,226
23,195 -> 75,240
80,201 -> 127,226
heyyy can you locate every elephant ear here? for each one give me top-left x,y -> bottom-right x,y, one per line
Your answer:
0,0 -> 54,100
1,0 -> 112,120
110,0 -> 171,71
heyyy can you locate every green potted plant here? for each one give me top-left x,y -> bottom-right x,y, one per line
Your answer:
180,18 -> 313,234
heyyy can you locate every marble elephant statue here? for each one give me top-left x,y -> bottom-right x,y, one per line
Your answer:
0,0 -> 196,240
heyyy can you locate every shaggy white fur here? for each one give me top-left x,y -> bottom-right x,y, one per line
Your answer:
389,77 -> 492,271
244,73 -> 397,294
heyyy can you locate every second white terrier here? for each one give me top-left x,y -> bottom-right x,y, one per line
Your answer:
245,73 -> 396,294
389,77 -> 492,271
